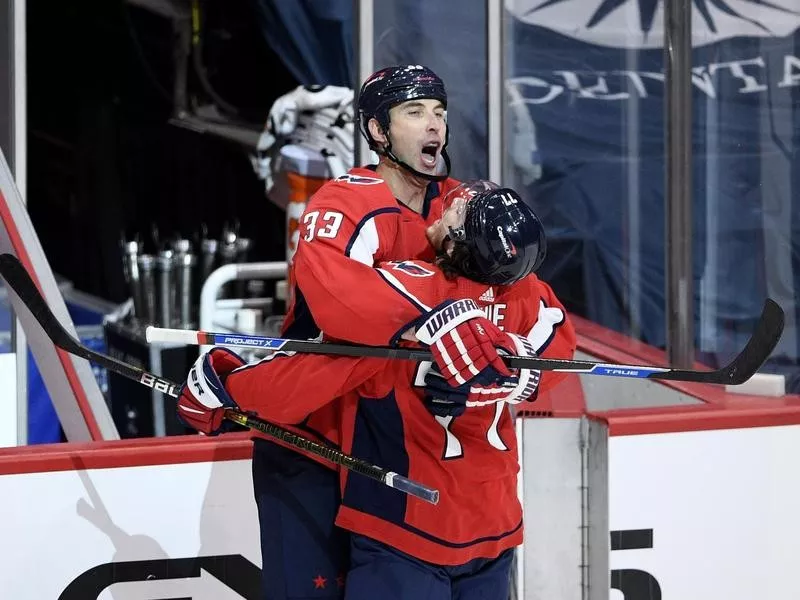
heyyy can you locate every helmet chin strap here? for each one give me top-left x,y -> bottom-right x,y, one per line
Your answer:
379,137 -> 451,182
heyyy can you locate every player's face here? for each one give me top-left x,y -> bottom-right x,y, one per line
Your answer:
426,218 -> 449,253
386,99 -> 446,175
426,180 -> 499,251
426,199 -> 466,254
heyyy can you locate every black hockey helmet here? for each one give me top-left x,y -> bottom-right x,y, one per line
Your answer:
357,65 -> 450,181
442,182 -> 547,285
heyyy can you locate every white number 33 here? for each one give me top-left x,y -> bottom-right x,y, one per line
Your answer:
303,210 -> 344,242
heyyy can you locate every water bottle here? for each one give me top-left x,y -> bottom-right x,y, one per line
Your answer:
155,250 -> 175,327
137,254 -> 156,325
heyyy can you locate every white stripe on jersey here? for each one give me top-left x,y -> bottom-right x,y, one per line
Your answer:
526,300 -> 566,352
375,267 -> 433,311
348,217 -> 380,266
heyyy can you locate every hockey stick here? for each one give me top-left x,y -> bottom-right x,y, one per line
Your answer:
0,254 -> 438,505
147,296 -> 784,386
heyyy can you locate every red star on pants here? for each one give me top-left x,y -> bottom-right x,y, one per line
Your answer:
313,575 -> 327,589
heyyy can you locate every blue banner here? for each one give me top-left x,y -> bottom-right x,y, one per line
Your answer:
505,0 -> 800,360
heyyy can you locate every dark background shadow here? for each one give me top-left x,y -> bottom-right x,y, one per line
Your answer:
27,0 -> 296,303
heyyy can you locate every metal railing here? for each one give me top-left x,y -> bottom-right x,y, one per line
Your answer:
198,261 -> 288,352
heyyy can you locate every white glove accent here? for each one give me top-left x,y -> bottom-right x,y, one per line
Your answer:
187,352 -> 225,410
496,333 -> 541,404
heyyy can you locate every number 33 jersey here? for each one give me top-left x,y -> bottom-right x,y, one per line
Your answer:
281,166 -> 460,346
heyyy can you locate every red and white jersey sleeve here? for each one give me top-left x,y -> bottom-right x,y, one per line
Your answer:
226,352 -> 388,425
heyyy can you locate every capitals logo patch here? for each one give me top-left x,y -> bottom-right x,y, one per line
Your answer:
335,174 -> 384,185
389,261 -> 436,277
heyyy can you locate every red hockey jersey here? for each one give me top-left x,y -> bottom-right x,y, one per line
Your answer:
227,261 -> 576,565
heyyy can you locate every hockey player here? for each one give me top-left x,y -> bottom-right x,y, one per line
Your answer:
196,65 -> 531,599
178,183 -> 577,599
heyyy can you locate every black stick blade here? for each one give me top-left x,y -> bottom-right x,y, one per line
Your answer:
0,253 -> 81,353
652,298 -> 784,385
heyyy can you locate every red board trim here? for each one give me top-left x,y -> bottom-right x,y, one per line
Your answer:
0,433 -> 254,475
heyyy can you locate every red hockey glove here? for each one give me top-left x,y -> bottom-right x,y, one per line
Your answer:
422,362 -> 517,417
414,299 -> 514,386
177,347 -> 245,435
422,333 -> 540,416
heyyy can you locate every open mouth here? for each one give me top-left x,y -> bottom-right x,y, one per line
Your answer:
420,143 -> 440,168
